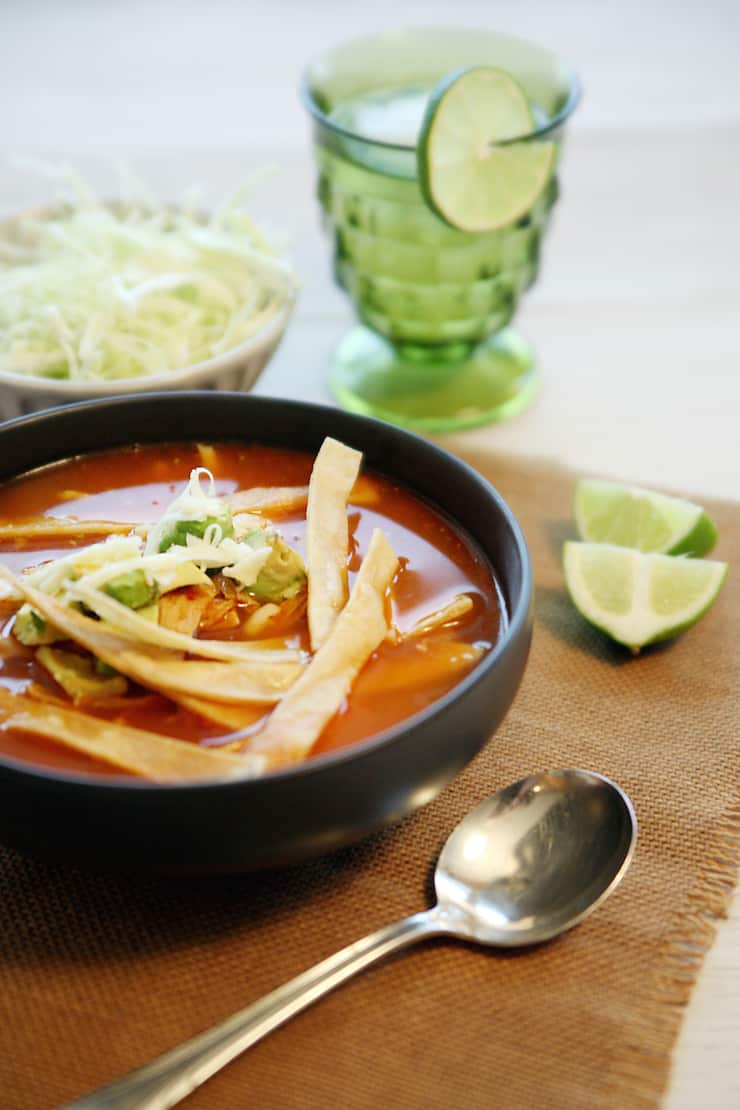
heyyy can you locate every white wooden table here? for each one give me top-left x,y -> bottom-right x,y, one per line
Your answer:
3,2 -> 739,1105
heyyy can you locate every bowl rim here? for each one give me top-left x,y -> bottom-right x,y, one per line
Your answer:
0,392 -> 533,794
0,202 -> 297,396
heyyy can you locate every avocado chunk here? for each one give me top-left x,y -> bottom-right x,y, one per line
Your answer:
103,569 -> 159,610
13,604 -> 60,646
249,534 -> 307,603
36,647 -> 128,701
158,510 -> 235,553
93,656 -> 121,677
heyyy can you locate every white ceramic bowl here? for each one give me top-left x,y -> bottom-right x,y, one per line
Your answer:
0,301 -> 293,421
0,203 -> 296,421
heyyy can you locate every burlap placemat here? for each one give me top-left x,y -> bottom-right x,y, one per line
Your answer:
1,451 -> 737,1110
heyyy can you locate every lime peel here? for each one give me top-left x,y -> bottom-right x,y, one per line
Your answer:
575,479 -> 718,557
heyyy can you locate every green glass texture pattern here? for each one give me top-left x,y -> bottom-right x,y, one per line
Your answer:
302,28 -> 579,430
320,150 -> 556,345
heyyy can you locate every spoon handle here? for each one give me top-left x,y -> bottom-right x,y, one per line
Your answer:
63,910 -> 441,1110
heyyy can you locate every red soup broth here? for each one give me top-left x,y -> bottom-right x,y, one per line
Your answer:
0,443 -> 505,777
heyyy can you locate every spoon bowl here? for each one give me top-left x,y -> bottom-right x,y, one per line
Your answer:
434,769 -> 637,945
66,768 -> 636,1109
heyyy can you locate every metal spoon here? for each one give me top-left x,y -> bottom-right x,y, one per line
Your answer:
65,768 -> 636,1110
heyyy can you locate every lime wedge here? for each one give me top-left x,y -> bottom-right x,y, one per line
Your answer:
418,66 -> 556,232
575,479 -> 718,557
563,542 -> 728,652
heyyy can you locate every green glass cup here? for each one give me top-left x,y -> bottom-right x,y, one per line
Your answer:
301,28 -> 580,432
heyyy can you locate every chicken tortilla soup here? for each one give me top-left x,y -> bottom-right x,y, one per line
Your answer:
0,438 -> 504,781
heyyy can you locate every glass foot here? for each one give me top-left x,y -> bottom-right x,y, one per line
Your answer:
330,326 -> 538,432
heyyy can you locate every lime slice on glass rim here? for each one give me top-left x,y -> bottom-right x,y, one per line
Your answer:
418,66 -> 557,232
563,542 -> 728,653
575,479 -> 718,557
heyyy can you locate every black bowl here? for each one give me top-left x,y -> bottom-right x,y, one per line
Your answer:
0,394 -> 532,874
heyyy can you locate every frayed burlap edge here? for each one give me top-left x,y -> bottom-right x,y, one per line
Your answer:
605,797 -> 740,1109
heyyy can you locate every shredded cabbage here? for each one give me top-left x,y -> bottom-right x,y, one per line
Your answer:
144,467 -> 233,554
10,468 -> 298,623
0,170 -> 297,381
26,535 -> 144,595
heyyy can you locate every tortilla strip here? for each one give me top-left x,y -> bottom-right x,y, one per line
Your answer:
0,488 -> 309,543
403,594 -> 474,640
0,688 -> 261,782
306,437 -> 363,651
0,485 -> 310,545
196,443 -> 219,471
0,518 -> 137,541
25,682 -> 69,707
247,528 -> 398,767
65,580 -> 303,664
226,486 -> 310,515
115,656 -> 302,705
174,694 -> 266,731
36,645 -> 129,703
361,640 -> 485,695
347,475 -> 380,507
0,575 -> 302,705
